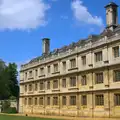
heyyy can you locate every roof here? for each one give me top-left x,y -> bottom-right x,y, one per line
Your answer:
24,25 -> 120,65
105,2 -> 118,8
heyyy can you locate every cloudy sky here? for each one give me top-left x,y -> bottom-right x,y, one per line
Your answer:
0,0 -> 119,70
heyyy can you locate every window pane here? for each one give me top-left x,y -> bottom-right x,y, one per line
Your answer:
113,46 -> 119,58
95,95 -> 104,106
95,73 -> 103,84
114,70 -> 120,82
114,94 -> 120,106
81,75 -> 87,85
95,51 -> 102,62
70,96 -> 76,105
62,79 -> 66,88
81,95 -> 87,105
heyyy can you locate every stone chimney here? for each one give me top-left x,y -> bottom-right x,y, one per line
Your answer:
42,38 -> 50,55
105,2 -> 118,31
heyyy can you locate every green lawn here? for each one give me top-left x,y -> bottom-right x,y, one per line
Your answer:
0,114 -> 61,120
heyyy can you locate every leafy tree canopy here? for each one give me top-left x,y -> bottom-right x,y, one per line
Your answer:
0,59 -> 19,100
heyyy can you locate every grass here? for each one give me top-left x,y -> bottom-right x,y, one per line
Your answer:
0,114 -> 62,120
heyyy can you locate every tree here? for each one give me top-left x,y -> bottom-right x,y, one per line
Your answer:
7,63 -> 19,99
0,60 -> 19,100
0,60 -> 10,100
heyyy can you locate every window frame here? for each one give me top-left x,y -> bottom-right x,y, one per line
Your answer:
95,94 -> 104,106
95,51 -> 102,62
70,96 -> 76,106
95,72 -> 103,84
81,75 -> 87,85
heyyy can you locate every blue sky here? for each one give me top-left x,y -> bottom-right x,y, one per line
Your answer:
0,0 -> 119,69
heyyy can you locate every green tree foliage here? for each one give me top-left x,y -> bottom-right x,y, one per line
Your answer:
0,60 -> 19,100
7,63 -> 19,99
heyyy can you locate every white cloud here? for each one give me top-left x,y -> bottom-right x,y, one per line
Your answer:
0,0 -> 50,30
71,0 -> 104,27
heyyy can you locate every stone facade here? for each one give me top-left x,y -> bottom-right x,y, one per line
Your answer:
19,2 -> 120,118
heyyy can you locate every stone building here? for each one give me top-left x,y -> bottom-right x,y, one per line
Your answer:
19,2 -> 120,118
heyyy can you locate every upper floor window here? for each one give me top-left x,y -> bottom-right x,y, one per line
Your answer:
70,59 -> 76,68
53,97 -> 58,105
70,96 -> 76,105
35,69 -> 38,77
95,51 -> 102,62
34,98 -> 38,105
29,84 -> 32,91
47,66 -> 51,74
24,98 -> 27,105
62,96 -> 66,105
81,95 -> 87,106
62,61 -> 66,70
54,64 -> 58,73
28,98 -> 32,105
25,85 -> 27,92
62,79 -> 66,88
47,81 -> 50,89
40,67 -> 44,75
70,77 -> 76,87
95,72 -> 103,84
113,46 -> 119,58
40,81 -> 44,90
114,70 -> 120,82
114,94 -> 120,106
35,83 -> 38,91
82,56 -> 86,65
39,97 -> 43,105
95,94 -> 104,106
25,72 -> 27,79
47,97 -> 50,105
53,80 -> 58,89
29,71 -> 32,78
81,75 -> 87,85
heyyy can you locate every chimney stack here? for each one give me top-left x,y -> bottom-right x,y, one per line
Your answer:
105,2 -> 118,31
42,38 -> 50,55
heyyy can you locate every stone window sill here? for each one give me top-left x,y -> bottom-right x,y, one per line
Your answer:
68,67 -> 78,71
28,77 -> 34,80
68,87 -> 78,90
88,64 -> 93,67
39,90 -> 45,93
104,60 -> 109,64
52,89 -> 60,92
39,75 -> 45,77
52,71 -> 60,74
89,86 -> 93,89
28,91 -> 34,94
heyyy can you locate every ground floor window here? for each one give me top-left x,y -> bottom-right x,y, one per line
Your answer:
62,96 -> 66,105
70,96 -> 76,105
28,98 -> 32,105
114,94 -> 120,106
53,97 -> 58,105
34,98 -> 38,105
24,98 -> 27,105
95,94 -> 104,106
47,97 -> 50,105
81,95 -> 87,105
39,97 -> 43,105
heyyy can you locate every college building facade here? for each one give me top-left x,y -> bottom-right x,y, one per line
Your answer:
19,2 -> 120,118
